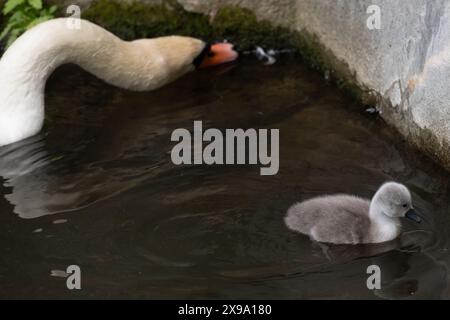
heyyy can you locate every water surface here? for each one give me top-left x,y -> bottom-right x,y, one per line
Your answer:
0,56 -> 449,299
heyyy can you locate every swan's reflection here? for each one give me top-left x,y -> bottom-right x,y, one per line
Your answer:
0,130 -> 172,219
0,134 -> 55,218
0,135 -> 49,177
0,60 -> 306,219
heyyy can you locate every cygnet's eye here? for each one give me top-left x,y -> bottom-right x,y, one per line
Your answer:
402,204 -> 407,208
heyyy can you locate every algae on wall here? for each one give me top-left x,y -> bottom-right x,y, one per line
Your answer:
83,0 -> 212,41
82,0 -> 298,51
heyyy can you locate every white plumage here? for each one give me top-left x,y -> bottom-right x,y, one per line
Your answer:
0,18 -> 206,146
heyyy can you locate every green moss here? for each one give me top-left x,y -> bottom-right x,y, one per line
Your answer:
84,2 -> 294,49
83,0 -> 211,41
289,29 -> 376,106
211,6 -> 296,50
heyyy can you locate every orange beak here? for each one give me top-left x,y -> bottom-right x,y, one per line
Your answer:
199,43 -> 239,68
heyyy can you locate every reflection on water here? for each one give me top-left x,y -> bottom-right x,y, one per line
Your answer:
0,56 -> 450,299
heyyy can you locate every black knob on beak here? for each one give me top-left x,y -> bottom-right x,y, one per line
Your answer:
405,208 -> 422,223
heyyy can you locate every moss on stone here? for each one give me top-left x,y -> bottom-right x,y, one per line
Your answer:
83,1 -> 295,49
211,6 -> 296,50
83,0 -> 212,40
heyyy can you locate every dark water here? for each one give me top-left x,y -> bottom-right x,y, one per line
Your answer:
1,56 -> 450,299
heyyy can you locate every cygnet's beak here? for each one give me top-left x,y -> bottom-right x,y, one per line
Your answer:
405,208 -> 422,223
198,43 -> 239,68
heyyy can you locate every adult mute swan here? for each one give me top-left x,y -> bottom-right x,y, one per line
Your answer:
0,18 -> 238,147
285,182 -> 422,244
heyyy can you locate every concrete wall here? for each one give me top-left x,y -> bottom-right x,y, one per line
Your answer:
47,0 -> 450,168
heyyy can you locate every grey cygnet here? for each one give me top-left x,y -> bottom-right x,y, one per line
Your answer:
284,182 -> 422,244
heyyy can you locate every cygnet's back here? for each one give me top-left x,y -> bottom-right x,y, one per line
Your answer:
285,194 -> 371,244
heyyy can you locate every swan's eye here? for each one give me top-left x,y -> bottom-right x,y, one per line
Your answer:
192,43 -> 212,68
207,51 -> 216,58
402,204 -> 407,208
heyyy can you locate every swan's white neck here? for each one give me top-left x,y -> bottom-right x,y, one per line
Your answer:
369,196 -> 401,243
0,18 -> 202,147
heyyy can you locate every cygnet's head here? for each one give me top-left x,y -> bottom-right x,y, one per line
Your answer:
371,182 -> 422,223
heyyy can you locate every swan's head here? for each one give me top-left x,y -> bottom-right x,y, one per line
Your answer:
131,36 -> 238,89
145,36 -> 238,71
371,182 -> 421,223
193,42 -> 239,69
